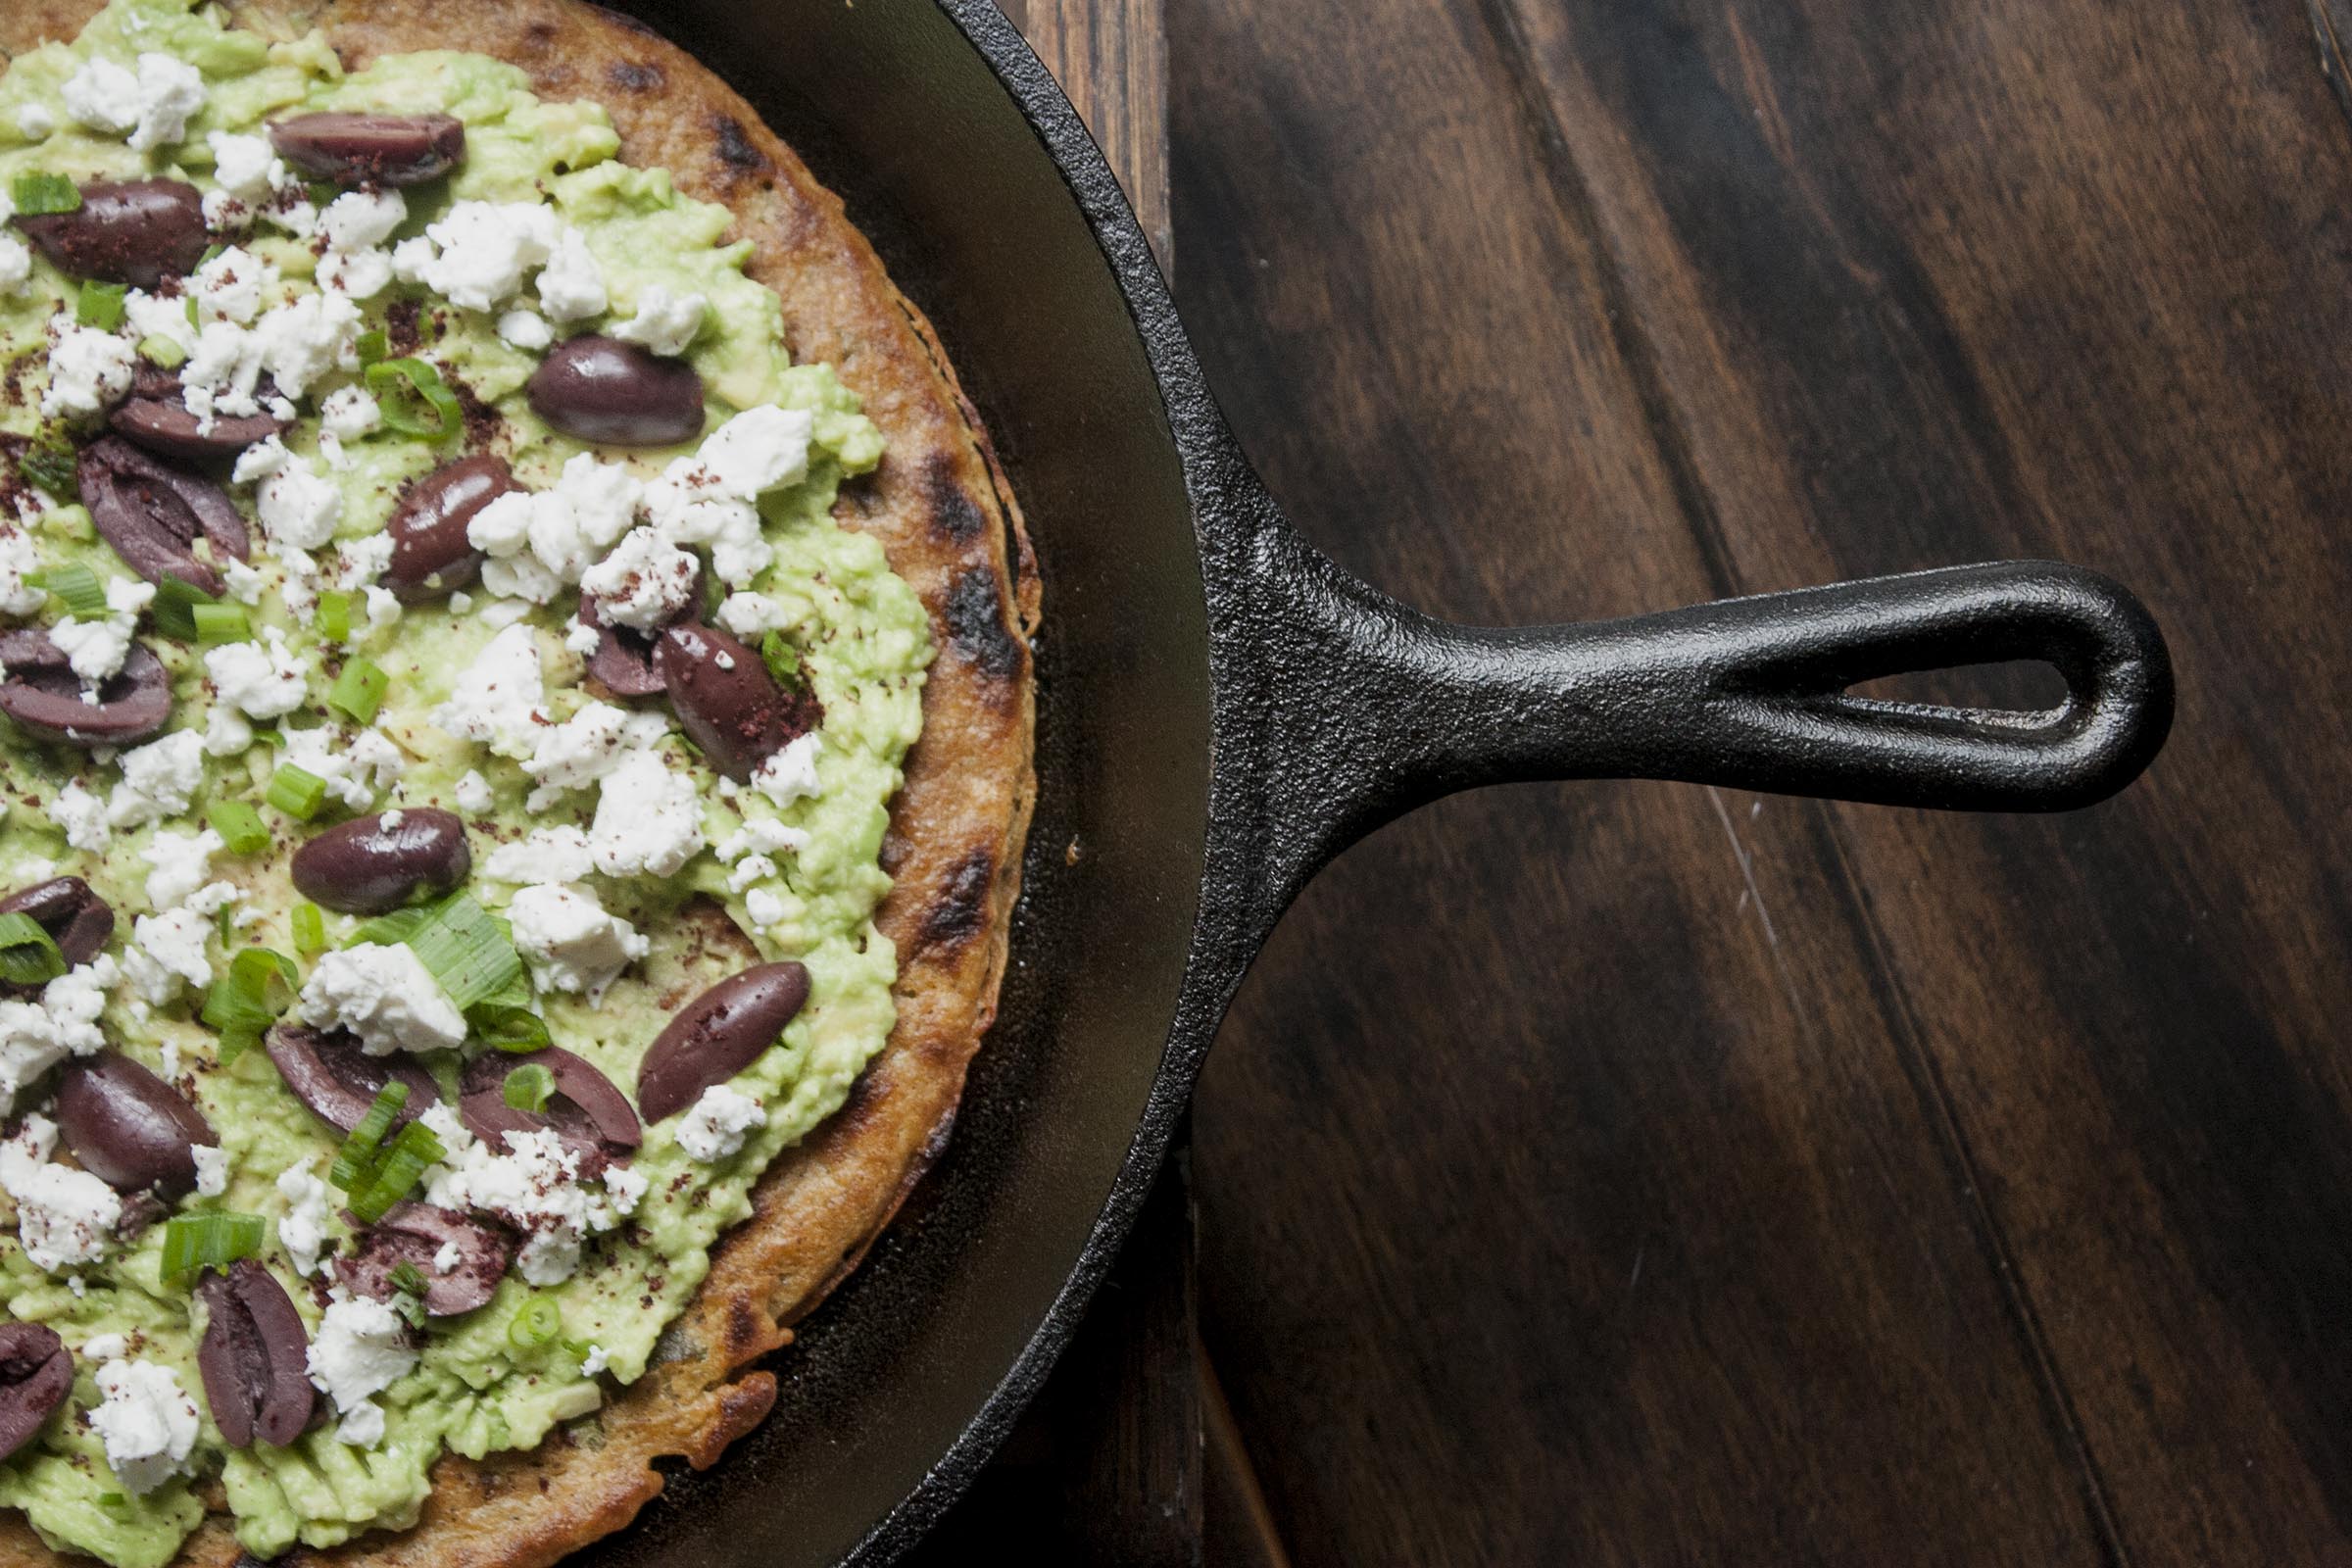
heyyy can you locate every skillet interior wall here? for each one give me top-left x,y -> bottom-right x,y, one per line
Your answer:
552,1 -> 1212,1564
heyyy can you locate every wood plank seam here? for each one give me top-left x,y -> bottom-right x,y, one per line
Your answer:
1459,0 -> 2138,1559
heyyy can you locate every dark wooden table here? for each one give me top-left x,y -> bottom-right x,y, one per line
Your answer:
939,1 -> 2352,1562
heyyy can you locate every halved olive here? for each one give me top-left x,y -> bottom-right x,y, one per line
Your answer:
655,622 -> 819,782
0,877 -> 113,970
382,454 -> 517,603
54,1051 -> 215,1198
0,630 -> 172,748
269,113 -> 466,187
262,1026 -> 441,1135
637,963 -> 809,1124
290,808 -> 470,916
0,1324 -> 70,1463
78,436 -> 251,596
195,1260 -> 315,1448
14,179 -> 207,288
526,336 -> 704,447
111,394 -> 286,462
459,1046 -> 641,1165
336,1203 -> 513,1317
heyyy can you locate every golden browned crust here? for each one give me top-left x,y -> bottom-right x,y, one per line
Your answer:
0,1 -> 1039,1562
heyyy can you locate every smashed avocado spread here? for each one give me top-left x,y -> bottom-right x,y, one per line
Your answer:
0,3 -> 933,1563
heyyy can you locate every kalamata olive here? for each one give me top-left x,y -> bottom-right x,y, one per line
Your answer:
0,630 -> 172,748
111,395 -> 285,461
0,877 -> 113,970
383,454 -> 518,603
336,1203 -> 512,1317
637,963 -> 810,1124
262,1026 -> 441,1134
0,1324 -> 71,1463
654,622 -> 820,782
575,562 -> 705,698
527,336 -> 704,447
269,113 -> 466,187
194,1260 -> 315,1448
290,808 -> 470,915
459,1047 -> 641,1165
13,179 -> 208,289
54,1052 -> 215,1198
79,436 -> 251,597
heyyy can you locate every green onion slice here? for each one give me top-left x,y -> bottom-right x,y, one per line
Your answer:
0,912 -> 65,987
347,1119 -> 443,1222
266,764 -> 329,821
11,172 -> 79,216
316,589 -> 352,644
326,657 -> 388,724
760,631 -> 804,692
150,575 -> 217,640
329,1081 -> 411,1192
28,564 -> 105,617
472,1000 -> 551,1054
365,358 -> 461,440
354,329 -> 389,368
206,800 -> 270,857
17,440 -> 76,501
507,1297 -> 562,1351
503,1063 -> 555,1114
74,281 -> 125,332
388,1259 -> 427,1298
160,1211 -> 265,1282
137,334 -> 188,370
291,902 -> 325,956
191,602 -> 249,646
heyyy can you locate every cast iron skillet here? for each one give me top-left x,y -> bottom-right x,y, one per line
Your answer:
582,2 -> 2176,1562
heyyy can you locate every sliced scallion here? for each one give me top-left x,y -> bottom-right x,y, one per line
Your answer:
206,800 -> 270,857
137,334 -> 188,370
11,172 -> 79,216
317,589 -> 351,644
503,1063 -> 555,1114
266,764 -> 328,821
17,440 -> 76,501
75,281 -> 125,332
354,329 -> 389,368
191,602 -> 249,646
507,1297 -> 562,1351
28,564 -> 105,617
329,1081 -> 411,1192
160,1211 -> 265,1282
365,357 -> 461,441
347,1118 -> 443,1222
326,657 -> 388,723
0,912 -> 65,987
150,575 -> 217,640
291,902 -> 325,956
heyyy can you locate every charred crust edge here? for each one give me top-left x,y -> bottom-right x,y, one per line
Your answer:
941,566 -> 1022,682
917,847 -> 995,955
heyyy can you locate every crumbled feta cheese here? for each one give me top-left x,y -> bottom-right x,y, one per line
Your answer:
55,781 -> 108,852
536,227 -> 607,321
231,434 -> 290,484
407,200 -> 563,313
318,189 -> 407,254
424,1127 -> 623,1286
483,826 -> 594,885
609,284 -> 708,358
89,1358 -> 199,1493
107,729 -> 205,827
17,105 -> 54,140
454,769 -> 494,813
602,1162 -> 647,1217
576,1343 -> 610,1377
191,1144 -> 228,1198
713,810 -> 808,864
319,385 -> 381,442
251,290 -> 363,401
143,826 -> 222,909
276,725 -> 405,810
126,53 -> 205,152
47,614 -> 133,689
674,1084 -> 766,1161
337,531 -> 395,590
497,309 -> 553,351
506,883 -> 648,1003
208,130 -> 286,204
580,527 -> 699,632
190,246 -> 276,326
714,592 -> 790,640
364,586 -> 403,637
432,623 -> 546,759
81,1333 -> 126,1361
519,702 -> 666,808
0,528 -> 42,616
296,943 -> 466,1054
466,454 -> 644,602
205,627 -> 308,719
0,957 -> 116,1114
0,237 -> 30,297
465,490 -> 535,559
276,1157 -> 331,1276
258,456 -> 343,551
307,1296 -> 416,1447
743,887 -> 787,928
42,324 -> 137,418
699,404 -> 815,499
0,1115 -> 121,1272
753,733 -> 822,808
725,855 -> 777,894
125,905 -> 217,1004
59,56 -> 136,136
588,751 -> 705,877
203,704 -> 254,759
563,618 -> 603,659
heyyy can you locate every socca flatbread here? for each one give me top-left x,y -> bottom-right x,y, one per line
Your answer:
0,0 -> 1037,1562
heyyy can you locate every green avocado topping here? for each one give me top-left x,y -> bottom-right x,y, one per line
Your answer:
0,2 -> 933,1563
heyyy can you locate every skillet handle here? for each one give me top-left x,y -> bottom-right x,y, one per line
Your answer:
1223,527 -> 2175,930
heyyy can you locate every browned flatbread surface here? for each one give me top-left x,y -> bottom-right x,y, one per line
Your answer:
0,1 -> 1040,1562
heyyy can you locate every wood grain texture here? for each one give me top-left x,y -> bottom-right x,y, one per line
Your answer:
1176,0 -> 2352,1562
997,0 -> 1172,267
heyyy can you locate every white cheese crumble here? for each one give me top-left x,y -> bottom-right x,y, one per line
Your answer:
0,527 -> 45,616
205,626 -> 309,719
42,324 -> 138,418
432,622 -> 547,759
257,456 -> 343,551
0,958 -> 115,1115
506,883 -> 648,1004
753,732 -> 823,808
190,246 -> 276,326
518,701 -> 667,809
276,724 -> 404,810
191,1144 -> 228,1199
588,750 -> 705,877
64,52 -> 204,153
55,781 -> 109,852
142,826 -> 222,909
275,1158 -> 332,1277
403,200 -> 563,313
0,1114 -> 121,1271
125,902 -> 220,1004
536,227 -> 608,321
467,453 -> 645,603
107,729 -> 206,828
496,308 -> 553,351
319,384 -> 381,442
89,1358 -> 200,1493
482,825 -> 594,885
580,526 -> 699,632
296,943 -> 467,1054
318,189 -> 407,253
423,1126 -> 627,1286
609,284 -> 708,358
674,1084 -> 766,1162
307,1296 -> 416,1447
80,1333 -> 126,1361
714,591 -> 791,640
454,769 -> 495,813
